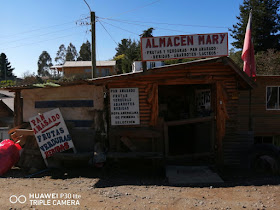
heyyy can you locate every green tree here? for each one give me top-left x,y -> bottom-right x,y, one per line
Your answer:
65,43 -> 78,61
55,44 -> 66,65
114,39 -> 141,73
140,27 -> 154,38
0,53 -> 14,80
37,51 -> 52,76
255,49 -> 280,75
77,40 -> 91,61
229,48 -> 243,69
230,0 -> 280,52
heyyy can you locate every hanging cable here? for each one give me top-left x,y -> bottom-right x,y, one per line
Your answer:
0,17 -> 90,39
98,19 -> 140,36
0,26 -> 81,46
98,21 -> 118,45
2,32 -> 82,50
103,0 -> 161,19
99,18 -> 193,34
99,17 -> 230,29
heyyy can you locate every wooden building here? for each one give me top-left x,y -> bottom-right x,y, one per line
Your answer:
239,75 -> 280,147
8,57 -> 255,168
51,61 -> 117,79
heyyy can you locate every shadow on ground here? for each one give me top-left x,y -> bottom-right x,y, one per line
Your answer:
2,159 -> 280,189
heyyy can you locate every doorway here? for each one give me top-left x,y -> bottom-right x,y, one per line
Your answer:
158,84 -> 214,158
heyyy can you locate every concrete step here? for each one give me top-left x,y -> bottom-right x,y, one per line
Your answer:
166,165 -> 224,184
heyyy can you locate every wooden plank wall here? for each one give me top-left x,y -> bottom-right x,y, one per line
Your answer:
238,76 -> 280,136
223,131 -> 254,167
108,62 -> 247,165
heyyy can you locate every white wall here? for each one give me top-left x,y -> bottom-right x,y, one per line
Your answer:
21,85 -> 104,122
132,61 -> 164,72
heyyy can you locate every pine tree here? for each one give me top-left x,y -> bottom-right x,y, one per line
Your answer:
65,43 -> 78,61
140,27 -> 154,38
55,44 -> 66,65
37,51 -> 53,76
230,0 -> 280,52
0,53 -> 14,80
77,40 -> 91,61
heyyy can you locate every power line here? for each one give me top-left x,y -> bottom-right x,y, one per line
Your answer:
2,32 -> 82,50
98,19 -> 140,36
0,26 -> 81,46
99,18 -> 194,34
98,21 -> 118,45
103,0 -> 161,19
99,17 -> 230,29
83,0 -> 91,11
0,17 -> 90,39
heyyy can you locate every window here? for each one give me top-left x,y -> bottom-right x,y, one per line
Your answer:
101,68 -> 110,77
254,136 -> 280,147
149,62 -> 156,69
196,89 -> 211,116
255,136 -> 273,144
266,86 -> 280,110
84,69 -> 91,73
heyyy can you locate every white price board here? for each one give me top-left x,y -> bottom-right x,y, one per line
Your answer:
110,88 -> 140,125
29,108 -> 75,161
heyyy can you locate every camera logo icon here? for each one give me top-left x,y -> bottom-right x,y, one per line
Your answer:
9,195 -> 27,204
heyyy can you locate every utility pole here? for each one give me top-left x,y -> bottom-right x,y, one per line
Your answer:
91,11 -> 96,79
83,0 -> 96,79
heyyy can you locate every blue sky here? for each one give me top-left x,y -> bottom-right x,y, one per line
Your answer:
0,0 -> 243,77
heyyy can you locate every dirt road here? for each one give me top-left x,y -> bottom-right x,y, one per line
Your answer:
1,167 -> 279,210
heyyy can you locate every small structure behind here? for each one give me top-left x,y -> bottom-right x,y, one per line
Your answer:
0,90 -> 14,141
51,61 -> 117,79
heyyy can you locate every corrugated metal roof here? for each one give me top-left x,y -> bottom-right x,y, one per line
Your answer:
0,91 -> 14,112
1,98 -> 14,112
0,90 -> 14,98
2,57 -> 255,91
61,60 -> 116,68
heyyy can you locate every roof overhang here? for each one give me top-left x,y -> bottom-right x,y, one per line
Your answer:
2,57 -> 255,91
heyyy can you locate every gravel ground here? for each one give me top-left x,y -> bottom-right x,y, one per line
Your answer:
0,164 -> 280,210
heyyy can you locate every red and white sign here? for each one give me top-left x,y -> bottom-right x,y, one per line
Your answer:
141,33 -> 228,61
29,108 -> 75,162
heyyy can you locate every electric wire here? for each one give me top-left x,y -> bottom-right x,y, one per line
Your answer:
98,21 -> 118,45
103,0 -> 161,19
99,18 -> 193,34
2,32 -> 82,50
0,16 -> 90,40
0,26 -> 81,46
98,19 -> 140,36
98,17 -> 230,29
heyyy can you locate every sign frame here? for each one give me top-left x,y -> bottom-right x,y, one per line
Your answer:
29,108 -> 76,166
110,88 -> 140,126
141,32 -> 228,62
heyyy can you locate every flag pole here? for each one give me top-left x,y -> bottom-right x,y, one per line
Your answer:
241,10 -> 255,131
249,13 -> 252,131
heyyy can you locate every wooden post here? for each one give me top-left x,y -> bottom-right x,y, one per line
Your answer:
215,82 -> 229,166
248,88 -> 253,131
142,61 -> 147,72
91,11 -> 96,78
14,90 -> 23,127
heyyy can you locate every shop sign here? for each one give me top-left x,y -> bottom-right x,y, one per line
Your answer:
29,108 -> 75,162
141,32 -> 228,61
110,88 -> 140,125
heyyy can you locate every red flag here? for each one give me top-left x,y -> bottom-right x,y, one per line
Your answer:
241,11 -> 256,78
